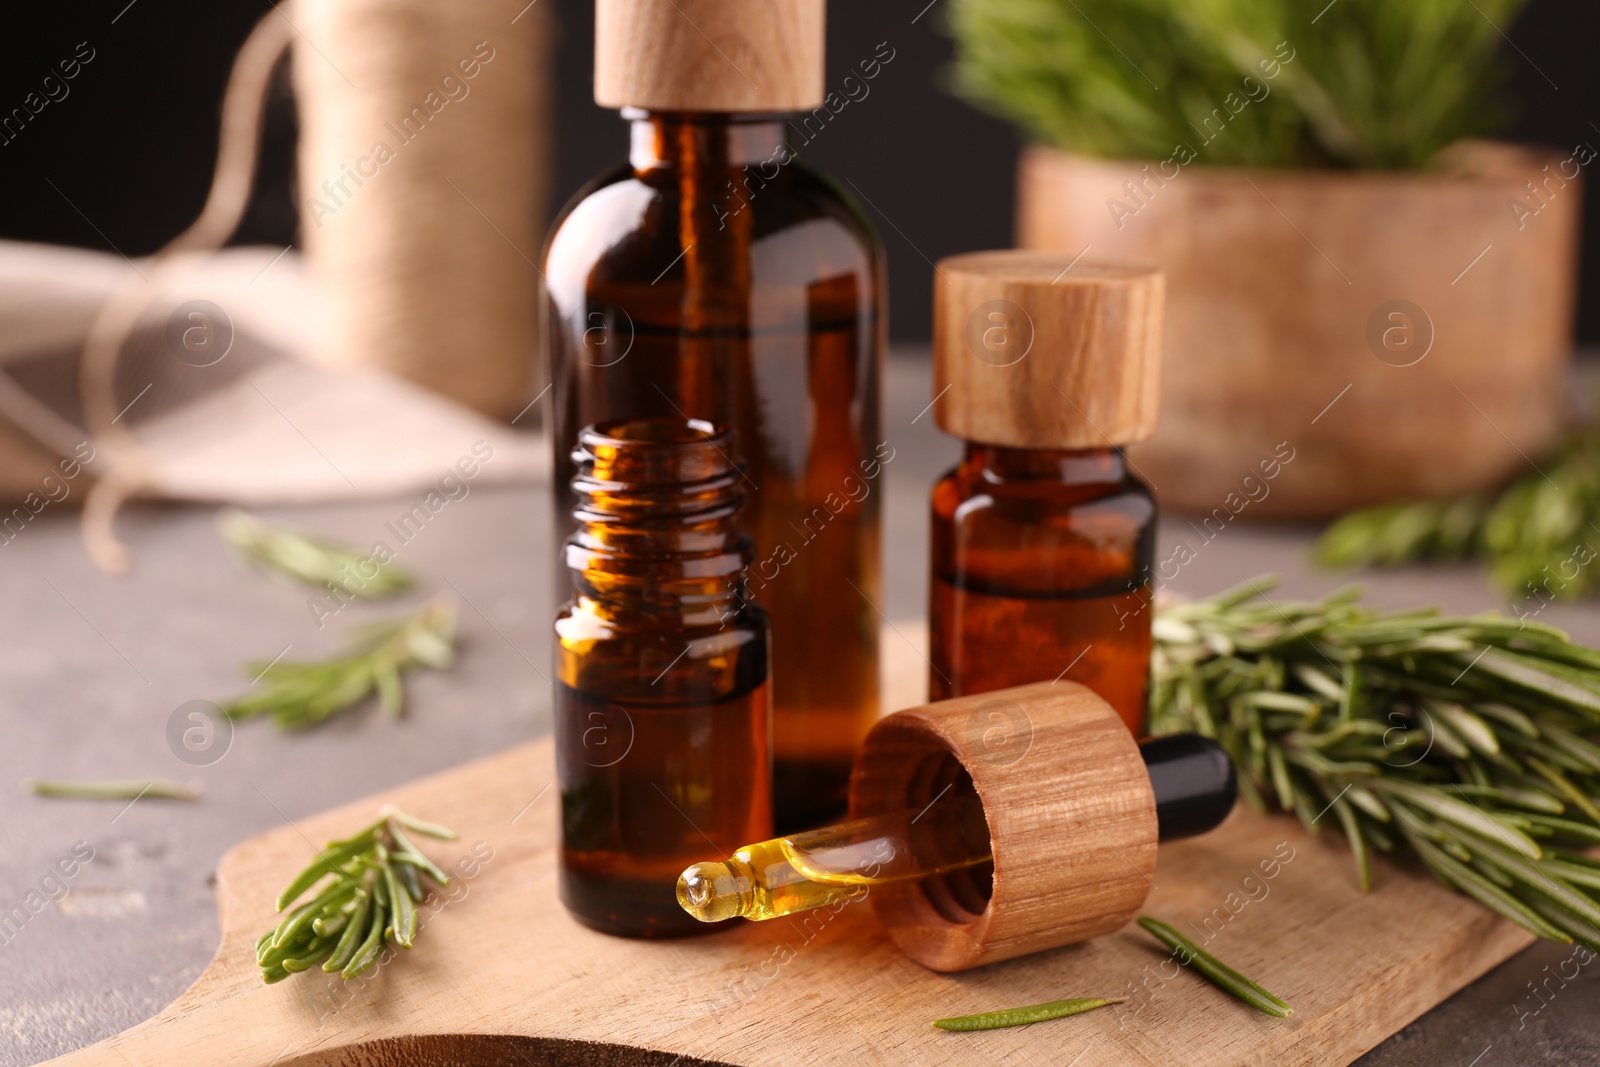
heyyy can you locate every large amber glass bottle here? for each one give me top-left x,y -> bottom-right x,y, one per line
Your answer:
926,253 -> 1166,735
555,418 -> 771,938
543,1 -> 884,832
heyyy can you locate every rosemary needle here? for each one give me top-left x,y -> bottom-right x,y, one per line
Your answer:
933,996 -> 1124,1032
1137,917 -> 1293,1018
26,778 -> 200,801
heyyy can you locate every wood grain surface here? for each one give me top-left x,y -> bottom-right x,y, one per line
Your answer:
1015,142 -> 1580,516
932,251 -> 1164,450
851,682 -> 1158,972
594,0 -> 824,112
44,732 -> 1534,1066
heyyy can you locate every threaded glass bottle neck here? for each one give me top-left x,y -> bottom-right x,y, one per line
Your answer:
566,418 -> 752,611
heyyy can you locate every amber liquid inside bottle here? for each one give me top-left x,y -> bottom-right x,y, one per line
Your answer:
929,444 -> 1155,734
543,111 -> 884,832
554,418 -> 772,937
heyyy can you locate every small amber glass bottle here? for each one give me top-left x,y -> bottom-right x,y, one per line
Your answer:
554,417 -> 772,938
542,0 -> 883,833
926,253 -> 1165,735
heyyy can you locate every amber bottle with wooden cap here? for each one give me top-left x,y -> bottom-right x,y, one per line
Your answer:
676,680 -> 1235,971
542,0 -> 885,834
928,252 -> 1163,735
555,417 -> 772,938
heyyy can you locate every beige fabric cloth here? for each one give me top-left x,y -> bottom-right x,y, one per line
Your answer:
0,239 -> 547,512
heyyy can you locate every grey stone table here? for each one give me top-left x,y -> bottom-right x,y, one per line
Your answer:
3,353 -> 1597,1065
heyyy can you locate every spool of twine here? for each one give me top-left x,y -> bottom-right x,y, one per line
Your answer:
292,0 -> 549,421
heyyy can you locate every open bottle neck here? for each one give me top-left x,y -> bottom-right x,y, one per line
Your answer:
565,418 -> 753,616
962,442 -> 1129,486
624,109 -> 792,171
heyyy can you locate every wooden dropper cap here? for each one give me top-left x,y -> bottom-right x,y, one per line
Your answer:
932,251 -> 1164,450
594,0 -> 825,112
848,681 -> 1158,972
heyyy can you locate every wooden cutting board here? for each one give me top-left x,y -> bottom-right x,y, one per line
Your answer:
44,736 -> 1534,1067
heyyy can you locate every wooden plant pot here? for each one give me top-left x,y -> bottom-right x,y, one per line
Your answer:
1017,141 -> 1582,518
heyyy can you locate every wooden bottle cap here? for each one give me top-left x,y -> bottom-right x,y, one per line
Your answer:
594,0 -> 825,113
932,251 -> 1164,450
849,681 -> 1157,972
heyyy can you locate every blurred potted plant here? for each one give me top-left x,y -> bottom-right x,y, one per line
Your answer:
950,0 -> 1583,517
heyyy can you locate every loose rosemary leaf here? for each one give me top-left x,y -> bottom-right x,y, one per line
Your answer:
1153,576 -> 1600,950
1137,916 -> 1293,1018
933,996 -> 1123,1032
26,778 -> 200,801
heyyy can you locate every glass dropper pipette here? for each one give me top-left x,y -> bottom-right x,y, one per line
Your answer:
678,734 -> 1236,924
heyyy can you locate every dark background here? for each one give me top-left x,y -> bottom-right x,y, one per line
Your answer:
0,0 -> 1595,342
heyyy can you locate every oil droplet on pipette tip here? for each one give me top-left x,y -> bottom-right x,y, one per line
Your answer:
676,861 -> 748,923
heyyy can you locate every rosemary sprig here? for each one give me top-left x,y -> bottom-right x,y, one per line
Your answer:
1153,576 -> 1600,949
220,508 -> 414,598
1314,428 -> 1600,601
933,996 -> 1123,1032
1137,916 -> 1292,1018
26,778 -> 200,801
257,808 -> 456,983
1313,497 -> 1488,570
224,601 -> 457,729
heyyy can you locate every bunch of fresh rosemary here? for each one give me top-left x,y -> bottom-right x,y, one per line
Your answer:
1315,429 -> 1600,601
257,809 -> 456,983
1152,577 -> 1600,948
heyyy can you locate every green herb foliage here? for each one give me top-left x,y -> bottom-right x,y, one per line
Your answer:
256,809 -> 456,983
933,996 -> 1123,1032
224,601 -> 456,729
948,0 -> 1527,169
220,508 -> 414,599
26,778 -> 200,801
1137,916 -> 1293,1018
1315,429 -> 1600,601
1153,577 -> 1600,950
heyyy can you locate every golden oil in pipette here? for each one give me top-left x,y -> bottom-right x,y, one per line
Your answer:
677,794 -> 992,923
677,734 -> 1242,926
